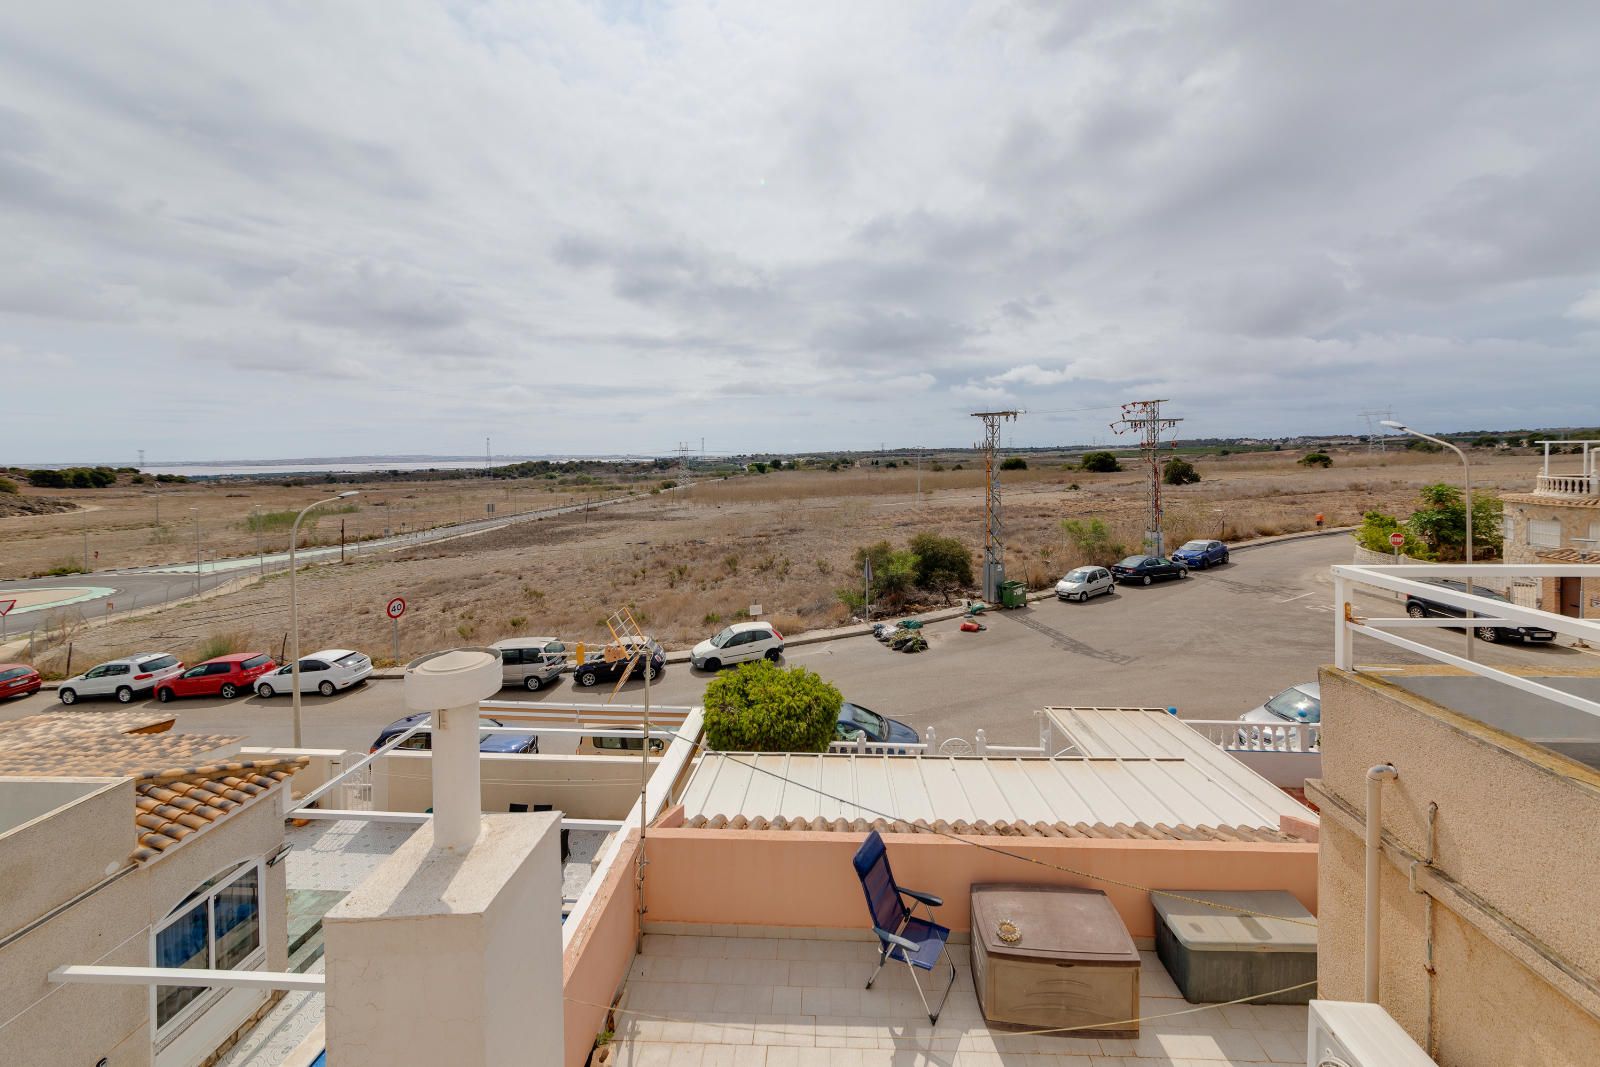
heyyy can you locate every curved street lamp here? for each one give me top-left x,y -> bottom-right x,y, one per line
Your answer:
290,491 -> 359,747
1381,421 -> 1475,660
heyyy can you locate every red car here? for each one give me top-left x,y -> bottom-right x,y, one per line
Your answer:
156,653 -> 278,702
0,664 -> 41,700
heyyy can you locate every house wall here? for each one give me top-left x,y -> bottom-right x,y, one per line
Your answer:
375,750 -> 644,818
562,829 -> 640,1067
1503,499 -> 1599,565
0,788 -> 291,1067
1310,666 -> 1600,1066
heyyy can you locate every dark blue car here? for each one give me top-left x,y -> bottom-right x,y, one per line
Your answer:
1171,539 -> 1230,569
370,714 -> 538,754
835,702 -> 920,746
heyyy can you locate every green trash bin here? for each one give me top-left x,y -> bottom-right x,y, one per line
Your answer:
1000,580 -> 1027,608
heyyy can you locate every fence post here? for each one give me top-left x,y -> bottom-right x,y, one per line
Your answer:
923,725 -> 936,748
975,729 -> 987,755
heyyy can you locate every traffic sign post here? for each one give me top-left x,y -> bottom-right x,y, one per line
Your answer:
0,599 -> 13,643
1389,531 -> 1405,563
386,597 -> 406,663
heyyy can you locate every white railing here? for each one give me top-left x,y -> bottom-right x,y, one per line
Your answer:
1536,473 -> 1599,498
1185,718 -> 1320,752
829,738 -> 928,754
1332,563 -> 1600,723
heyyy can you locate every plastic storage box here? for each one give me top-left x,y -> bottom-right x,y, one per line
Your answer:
1151,890 -> 1317,1004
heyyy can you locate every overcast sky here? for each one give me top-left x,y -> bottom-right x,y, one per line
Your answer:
3,2 -> 1599,463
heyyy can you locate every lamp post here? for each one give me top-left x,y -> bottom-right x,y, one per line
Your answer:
1382,421 -> 1474,660
252,505 -> 265,577
189,508 -> 201,595
290,491 -> 359,747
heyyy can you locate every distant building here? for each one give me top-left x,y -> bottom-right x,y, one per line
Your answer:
1500,440 -> 1600,617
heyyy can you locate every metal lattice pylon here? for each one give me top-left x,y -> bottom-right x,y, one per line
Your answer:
971,410 -> 1020,601
1112,400 -> 1182,558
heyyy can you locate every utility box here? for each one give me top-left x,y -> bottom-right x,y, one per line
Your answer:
999,580 -> 1028,609
1152,890 -> 1317,1005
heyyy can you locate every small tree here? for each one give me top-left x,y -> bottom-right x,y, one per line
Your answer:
908,532 -> 973,601
1000,456 -> 1028,471
1298,452 -> 1333,468
702,660 -> 842,752
1080,451 -> 1121,473
1354,510 -> 1431,558
1409,484 -> 1503,561
853,541 -> 919,603
1060,518 -> 1127,566
1162,457 -> 1201,485
1474,436 -> 1500,448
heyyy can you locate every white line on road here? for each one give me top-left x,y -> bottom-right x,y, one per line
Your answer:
1276,591 -> 1316,604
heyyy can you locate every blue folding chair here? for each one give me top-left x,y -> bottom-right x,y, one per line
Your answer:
852,830 -> 958,1023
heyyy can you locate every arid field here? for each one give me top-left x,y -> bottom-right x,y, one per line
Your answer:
7,448 -> 1545,676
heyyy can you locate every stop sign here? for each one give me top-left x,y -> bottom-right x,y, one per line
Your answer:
1389,532 -> 1405,548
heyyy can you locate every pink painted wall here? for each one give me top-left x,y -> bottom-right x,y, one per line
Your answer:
562,830 -> 639,1067
643,830 -> 1318,939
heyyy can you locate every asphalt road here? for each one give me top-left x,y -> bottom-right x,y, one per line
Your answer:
4,534 -> 1591,752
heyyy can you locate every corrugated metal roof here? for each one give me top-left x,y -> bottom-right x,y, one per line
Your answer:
681,752 -> 1292,830
1044,706 -> 1312,826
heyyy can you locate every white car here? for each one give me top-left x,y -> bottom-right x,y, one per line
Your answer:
1237,682 -> 1321,749
58,652 -> 183,705
255,649 -> 372,698
690,621 -> 784,671
1055,566 -> 1114,602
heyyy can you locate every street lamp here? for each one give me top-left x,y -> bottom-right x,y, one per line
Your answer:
252,504 -> 264,577
290,491 -> 359,747
189,508 -> 201,595
1382,420 -> 1475,659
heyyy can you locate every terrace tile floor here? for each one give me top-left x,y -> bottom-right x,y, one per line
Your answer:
608,933 -> 1307,1066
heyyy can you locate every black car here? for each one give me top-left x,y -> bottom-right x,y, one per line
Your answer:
574,638 -> 667,687
1110,555 -> 1188,585
1404,580 -> 1556,644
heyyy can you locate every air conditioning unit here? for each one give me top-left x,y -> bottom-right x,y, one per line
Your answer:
1308,1000 -> 1437,1067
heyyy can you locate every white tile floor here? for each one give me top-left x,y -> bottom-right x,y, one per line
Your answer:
607,933 -> 1307,1066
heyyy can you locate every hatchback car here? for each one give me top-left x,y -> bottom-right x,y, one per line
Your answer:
1172,539 -> 1230,569
492,637 -> 568,691
834,701 -> 920,746
690,621 -> 784,671
573,637 -> 666,688
1404,580 -> 1557,644
1110,555 -> 1188,585
58,652 -> 183,705
156,653 -> 277,702
1054,566 -> 1114,602
370,714 -> 538,754
254,649 -> 373,697
0,664 -> 41,701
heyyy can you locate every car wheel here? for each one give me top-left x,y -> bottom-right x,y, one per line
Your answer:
1142,575 -> 1152,586
703,658 -> 721,672
1475,625 -> 1500,643
1177,568 -> 1186,578
156,687 -> 173,703
258,684 -> 275,699
58,687 -> 77,705
764,648 -> 782,662
1197,559 -> 1208,570
318,681 -> 336,697
116,686 -> 134,704
1406,603 -> 1427,618
220,683 -> 238,699
578,671 -> 598,687
524,675 -> 543,692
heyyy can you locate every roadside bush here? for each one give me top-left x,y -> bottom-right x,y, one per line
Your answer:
1060,518 -> 1126,566
195,631 -> 249,661
852,541 -> 917,602
908,532 -> 972,601
1000,456 -> 1028,471
0,477 -> 17,494
1409,484 -> 1503,561
1162,457 -> 1201,485
1404,438 -> 1444,453
1298,452 -> 1333,468
34,559 -> 89,577
1080,451 -> 1121,473
702,660 -> 842,752
1353,510 -> 1431,558
1473,437 -> 1500,448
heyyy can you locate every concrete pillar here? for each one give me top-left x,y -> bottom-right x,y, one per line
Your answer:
404,648 -> 501,850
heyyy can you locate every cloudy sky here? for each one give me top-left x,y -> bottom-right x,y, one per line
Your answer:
3,2 -> 1599,463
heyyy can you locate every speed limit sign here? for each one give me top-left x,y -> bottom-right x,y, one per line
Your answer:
386,597 -> 406,619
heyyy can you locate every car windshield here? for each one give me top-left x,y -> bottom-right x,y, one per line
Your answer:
1180,541 -> 1209,551
841,703 -> 886,732
1117,556 -> 1148,566
1064,568 -> 1096,582
242,654 -> 270,670
0,668 -> 27,682
335,652 -> 366,667
1265,688 -> 1321,723
710,627 -> 736,648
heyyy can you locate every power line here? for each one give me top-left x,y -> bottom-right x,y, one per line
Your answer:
1112,399 -> 1182,558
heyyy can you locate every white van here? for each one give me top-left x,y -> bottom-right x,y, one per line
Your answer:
491,637 -> 568,691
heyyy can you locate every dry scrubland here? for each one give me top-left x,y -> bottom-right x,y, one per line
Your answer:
16,450 -> 1543,676
0,476 -> 622,579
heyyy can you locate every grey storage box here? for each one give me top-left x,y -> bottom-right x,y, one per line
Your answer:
1151,890 -> 1316,1005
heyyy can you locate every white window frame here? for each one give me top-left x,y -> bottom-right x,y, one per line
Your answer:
149,859 -> 266,1050
1529,519 -> 1562,550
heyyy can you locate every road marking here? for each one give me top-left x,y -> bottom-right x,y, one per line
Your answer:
1276,591 -> 1316,604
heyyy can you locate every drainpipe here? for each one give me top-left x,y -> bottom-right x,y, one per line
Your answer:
1365,764 -> 1398,1002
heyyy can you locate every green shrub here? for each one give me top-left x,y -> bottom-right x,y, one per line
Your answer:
1162,457 -> 1201,485
1408,484 -> 1503,561
1298,452 -> 1333,468
195,631 -> 247,661
1353,510 -> 1431,558
702,660 -> 842,752
1080,451 -> 1121,473
0,477 -> 17,494
34,560 -> 89,577
908,532 -> 972,597
852,541 -> 918,602
1000,456 -> 1027,471
1060,518 -> 1127,566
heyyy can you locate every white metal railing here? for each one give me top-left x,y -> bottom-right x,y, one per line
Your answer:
829,738 -> 928,755
1536,473 -> 1599,498
1185,718 -> 1321,753
51,965 -> 324,993
1332,563 -> 1600,722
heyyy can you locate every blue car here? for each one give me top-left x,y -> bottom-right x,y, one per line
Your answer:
835,702 -> 920,746
370,713 -> 537,754
1171,539 -> 1230,569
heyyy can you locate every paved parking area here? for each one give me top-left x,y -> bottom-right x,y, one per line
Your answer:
4,535 -> 1592,753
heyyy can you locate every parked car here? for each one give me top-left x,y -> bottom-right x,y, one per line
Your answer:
573,637 -> 666,688
156,653 -> 277,702
1238,682 -> 1321,749
58,652 -> 183,705
370,713 -> 538,754
0,664 -> 41,701
491,637 -> 568,691
1110,555 -> 1188,585
690,621 -> 784,671
254,649 -> 373,697
1172,539 -> 1230,569
1404,580 -> 1557,644
834,701 -> 920,746
1054,566 -> 1114,602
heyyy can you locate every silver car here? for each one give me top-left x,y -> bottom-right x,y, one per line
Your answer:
1054,566 -> 1114,602
491,637 -> 568,691
1238,682 -> 1321,749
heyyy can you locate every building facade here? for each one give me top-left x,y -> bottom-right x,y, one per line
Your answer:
1500,440 -> 1600,617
